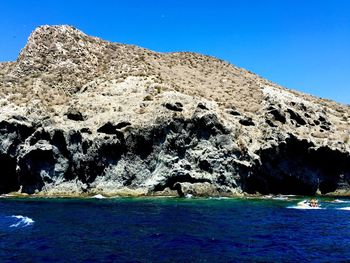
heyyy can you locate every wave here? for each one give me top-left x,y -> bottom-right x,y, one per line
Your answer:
331,199 -> 350,203
9,215 -> 35,228
251,195 -> 294,201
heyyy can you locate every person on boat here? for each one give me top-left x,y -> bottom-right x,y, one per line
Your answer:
309,199 -> 319,207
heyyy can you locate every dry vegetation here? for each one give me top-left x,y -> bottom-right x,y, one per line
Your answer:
0,25 -> 349,151
0,25 -> 266,115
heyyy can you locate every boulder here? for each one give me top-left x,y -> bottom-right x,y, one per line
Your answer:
66,108 -> 85,121
163,102 -> 183,112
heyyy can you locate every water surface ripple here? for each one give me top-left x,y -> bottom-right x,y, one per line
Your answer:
0,197 -> 349,262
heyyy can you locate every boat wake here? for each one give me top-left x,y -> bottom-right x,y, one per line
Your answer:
287,200 -> 323,210
336,207 -> 350,211
287,206 -> 323,210
9,215 -> 35,228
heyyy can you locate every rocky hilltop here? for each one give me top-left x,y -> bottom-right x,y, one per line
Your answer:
0,25 -> 349,197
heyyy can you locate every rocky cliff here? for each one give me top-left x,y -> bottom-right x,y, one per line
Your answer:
1,25 -> 349,197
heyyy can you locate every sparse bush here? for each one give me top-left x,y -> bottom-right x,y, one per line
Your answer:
138,108 -> 146,114
345,135 -> 350,144
237,138 -> 247,154
143,95 -> 153,101
234,125 -> 242,140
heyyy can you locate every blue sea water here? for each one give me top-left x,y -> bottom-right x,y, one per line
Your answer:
1,196 -> 350,262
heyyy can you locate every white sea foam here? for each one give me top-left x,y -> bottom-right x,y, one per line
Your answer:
91,194 -> 107,199
337,207 -> 350,211
185,194 -> 193,198
332,199 -> 350,203
208,197 -> 229,200
287,206 -> 323,210
287,200 -> 323,210
272,196 -> 289,201
9,215 -> 35,228
0,194 -> 15,198
261,195 -> 273,199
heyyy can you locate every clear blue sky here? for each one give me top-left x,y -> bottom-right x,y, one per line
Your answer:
1,0 -> 349,103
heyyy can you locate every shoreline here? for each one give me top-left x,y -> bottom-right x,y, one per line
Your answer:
2,191 -> 350,200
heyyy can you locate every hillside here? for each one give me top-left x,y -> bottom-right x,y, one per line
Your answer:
0,25 -> 349,197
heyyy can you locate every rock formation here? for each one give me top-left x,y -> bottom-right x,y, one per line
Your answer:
0,25 -> 349,197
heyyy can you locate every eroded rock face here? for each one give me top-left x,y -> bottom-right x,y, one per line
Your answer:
0,112 -> 243,195
0,154 -> 18,194
244,136 -> 350,195
0,118 -> 35,194
17,142 -> 69,194
97,121 -> 131,134
0,25 -> 349,196
0,112 -> 348,197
